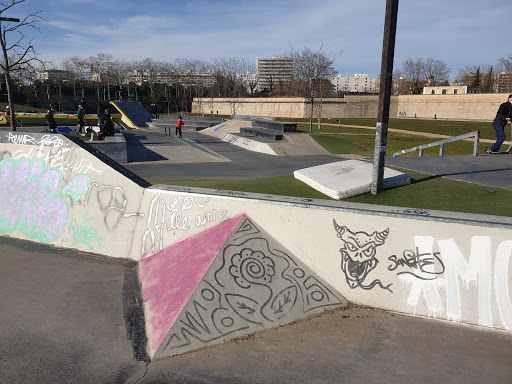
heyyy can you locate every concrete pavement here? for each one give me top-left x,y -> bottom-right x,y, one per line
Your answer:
387,153 -> 512,191
2,236 -> 512,384
121,129 -> 343,180
123,128 -> 512,193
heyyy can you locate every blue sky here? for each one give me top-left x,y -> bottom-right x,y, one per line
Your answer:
8,0 -> 511,81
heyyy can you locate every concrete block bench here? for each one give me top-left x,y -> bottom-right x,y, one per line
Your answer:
240,127 -> 283,140
87,133 -> 127,163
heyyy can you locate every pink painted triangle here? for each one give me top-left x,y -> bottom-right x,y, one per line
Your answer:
139,214 -> 245,355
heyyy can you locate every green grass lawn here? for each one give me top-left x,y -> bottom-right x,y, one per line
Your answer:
279,117 -> 496,141
147,166 -> 512,218
145,117 -> 512,217
308,130 -> 480,157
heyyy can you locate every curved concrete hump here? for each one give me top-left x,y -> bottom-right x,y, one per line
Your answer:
138,214 -> 347,359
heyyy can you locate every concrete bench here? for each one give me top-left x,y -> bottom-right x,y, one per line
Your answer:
87,133 -> 127,163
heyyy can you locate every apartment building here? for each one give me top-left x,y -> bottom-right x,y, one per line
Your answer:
329,73 -> 376,94
256,56 -> 294,92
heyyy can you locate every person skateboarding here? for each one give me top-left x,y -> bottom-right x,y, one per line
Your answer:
175,116 -> 184,138
486,94 -> 512,154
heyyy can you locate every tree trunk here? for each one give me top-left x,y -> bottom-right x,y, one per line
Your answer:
4,71 -> 15,131
309,97 -> 314,132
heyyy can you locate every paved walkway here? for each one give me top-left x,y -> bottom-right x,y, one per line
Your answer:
123,128 -> 512,192
2,236 -> 511,384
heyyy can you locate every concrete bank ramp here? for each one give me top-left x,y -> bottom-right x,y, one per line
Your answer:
202,121 -> 330,156
110,101 -> 154,129
138,213 -> 347,359
294,160 -> 411,199
200,120 -> 252,139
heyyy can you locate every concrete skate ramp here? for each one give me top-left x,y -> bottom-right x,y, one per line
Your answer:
110,101 -> 154,129
138,213 -> 347,359
0,131 -> 149,258
1,130 -> 512,362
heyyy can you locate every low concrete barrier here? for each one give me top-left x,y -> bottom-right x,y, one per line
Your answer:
86,134 -> 128,163
0,130 -> 511,360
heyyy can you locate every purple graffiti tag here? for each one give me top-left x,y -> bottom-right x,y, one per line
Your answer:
62,174 -> 91,201
0,157 -> 88,242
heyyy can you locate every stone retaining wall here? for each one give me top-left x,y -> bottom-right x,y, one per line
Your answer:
192,94 -> 508,121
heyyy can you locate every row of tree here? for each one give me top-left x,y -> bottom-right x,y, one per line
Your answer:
394,55 -> 512,94
8,47 -> 338,132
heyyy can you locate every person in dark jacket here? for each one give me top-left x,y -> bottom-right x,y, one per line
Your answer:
97,109 -> 115,140
46,104 -> 57,133
77,105 -> 85,135
487,94 -> 512,154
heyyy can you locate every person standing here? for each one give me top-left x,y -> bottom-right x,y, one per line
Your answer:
79,97 -> 87,112
46,104 -> 57,133
97,104 -> 103,126
151,103 -> 159,119
77,104 -> 85,135
486,94 -> 512,154
175,115 -> 184,138
5,105 -> 11,125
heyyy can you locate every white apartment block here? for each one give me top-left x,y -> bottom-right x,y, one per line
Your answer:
256,56 -> 294,92
329,73 -> 376,94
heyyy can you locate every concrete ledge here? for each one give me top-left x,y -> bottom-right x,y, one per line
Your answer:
240,127 -> 283,140
87,133 -> 128,163
294,160 -> 411,199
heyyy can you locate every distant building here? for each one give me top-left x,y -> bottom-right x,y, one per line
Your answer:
126,70 -> 215,87
256,56 -> 294,92
423,82 -> 467,95
329,73 -> 377,94
37,70 -> 73,82
493,72 -> 512,93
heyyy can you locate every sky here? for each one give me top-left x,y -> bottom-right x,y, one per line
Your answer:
6,0 -> 512,81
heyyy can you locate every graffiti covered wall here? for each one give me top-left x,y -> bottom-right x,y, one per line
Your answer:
0,132 -> 511,343
0,132 -> 145,257
132,185 -> 512,335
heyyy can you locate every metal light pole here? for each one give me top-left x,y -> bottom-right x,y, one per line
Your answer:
371,0 -> 399,195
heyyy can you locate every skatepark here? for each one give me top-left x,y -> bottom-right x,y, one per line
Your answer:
1,102 -> 512,383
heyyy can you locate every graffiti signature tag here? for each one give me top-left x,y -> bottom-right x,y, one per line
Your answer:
388,247 -> 445,280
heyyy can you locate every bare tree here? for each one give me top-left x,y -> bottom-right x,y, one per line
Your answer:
0,0 -> 45,130
456,64 -> 493,92
398,57 -> 450,94
497,55 -> 512,73
288,45 -> 337,131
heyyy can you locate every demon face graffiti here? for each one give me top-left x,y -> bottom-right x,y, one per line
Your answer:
333,220 -> 392,292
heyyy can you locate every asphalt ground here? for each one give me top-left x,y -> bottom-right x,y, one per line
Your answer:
2,236 -> 512,384
122,130 -> 342,180
121,129 -> 512,193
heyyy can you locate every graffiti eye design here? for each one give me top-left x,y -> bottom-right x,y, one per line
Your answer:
346,242 -> 357,252
363,247 -> 375,258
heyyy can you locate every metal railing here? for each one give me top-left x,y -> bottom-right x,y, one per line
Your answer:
392,131 -> 480,157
